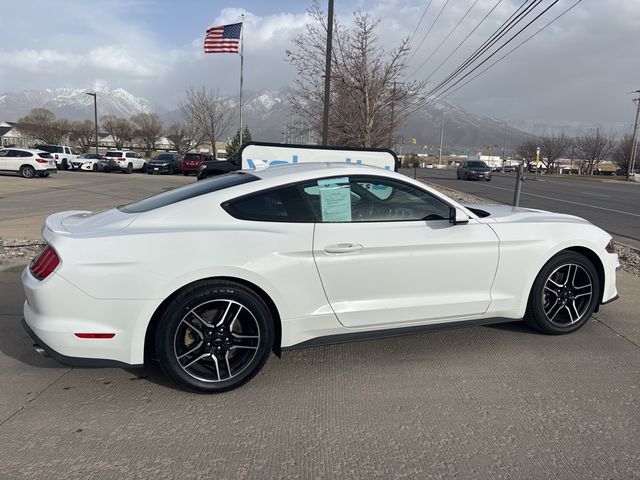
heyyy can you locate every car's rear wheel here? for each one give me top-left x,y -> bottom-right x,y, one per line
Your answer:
524,251 -> 599,334
20,165 -> 36,178
155,280 -> 273,393
125,163 -> 133,174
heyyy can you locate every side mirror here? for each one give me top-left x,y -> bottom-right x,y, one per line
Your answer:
450,207 -> 470,225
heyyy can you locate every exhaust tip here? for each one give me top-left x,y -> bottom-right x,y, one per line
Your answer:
33,344 -> 50,358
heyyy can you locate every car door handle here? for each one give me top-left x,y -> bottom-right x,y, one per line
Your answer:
324,243 -> 363,254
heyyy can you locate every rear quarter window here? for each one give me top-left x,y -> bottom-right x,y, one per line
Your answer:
224,186 -> 313,223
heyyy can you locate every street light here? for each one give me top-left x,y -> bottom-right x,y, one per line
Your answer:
86,92 -> 99,155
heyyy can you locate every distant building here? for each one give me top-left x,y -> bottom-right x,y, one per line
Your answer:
0,121 -> 32,148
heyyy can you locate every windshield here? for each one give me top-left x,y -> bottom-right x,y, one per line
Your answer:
468,161 -> 489,168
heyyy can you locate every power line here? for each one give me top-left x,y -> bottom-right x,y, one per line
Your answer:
433,0 -> 582,104
407,0 -> 452,62
428,0 -> 562,100
426,0 -> 543,98
407,0 -> 434,50
409,0 -> 481,79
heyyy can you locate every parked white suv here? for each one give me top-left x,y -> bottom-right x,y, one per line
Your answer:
0,148 -> 57,178
102,150 -> 147,174
34,144 -> 80,170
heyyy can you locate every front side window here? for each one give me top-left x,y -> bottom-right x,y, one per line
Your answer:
300,176 -> 452,223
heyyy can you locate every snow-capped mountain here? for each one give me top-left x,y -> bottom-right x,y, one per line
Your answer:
1,84 -> 533,149
0,82 -> 154,120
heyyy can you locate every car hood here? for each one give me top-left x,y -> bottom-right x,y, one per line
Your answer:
466,204 -> 591,225
45,209 -> 135,235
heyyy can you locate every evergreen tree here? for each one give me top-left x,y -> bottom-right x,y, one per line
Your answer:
226,127 -> 252,157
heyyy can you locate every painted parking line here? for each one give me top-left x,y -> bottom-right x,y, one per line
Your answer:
475,183 -> 640,218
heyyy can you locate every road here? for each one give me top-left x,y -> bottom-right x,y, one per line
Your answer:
402,168 -> 640,245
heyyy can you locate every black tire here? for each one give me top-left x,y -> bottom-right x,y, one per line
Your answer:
169,165 -> 174,175
456,171 -> 460,179
463,171 -> 467,180
103,168 -> 111,173
37,172 -> 50,178
486,177 -> 491,181
147,170 -> 153,175
61,159 -> 69,170
92,163 -> 98,171
20,165 -> 36,178
125,163 -> 133,174
183,172 -> 189,176
141,163 -> 147,173
155,280 -> 274,393
524,251 -> 600,335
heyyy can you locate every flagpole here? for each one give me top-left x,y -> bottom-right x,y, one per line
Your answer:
239,14 -> 244,146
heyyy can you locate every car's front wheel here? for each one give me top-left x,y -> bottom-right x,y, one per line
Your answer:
524,251 -> 600,334
155,280 -> 274,393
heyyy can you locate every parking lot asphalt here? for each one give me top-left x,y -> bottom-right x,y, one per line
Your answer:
0,170 -> 639,478
402,168 -> 640,247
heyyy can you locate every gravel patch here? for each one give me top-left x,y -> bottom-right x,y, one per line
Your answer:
2,184 -> 639,278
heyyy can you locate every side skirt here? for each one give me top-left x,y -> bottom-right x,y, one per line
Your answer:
282,317 -> 521,351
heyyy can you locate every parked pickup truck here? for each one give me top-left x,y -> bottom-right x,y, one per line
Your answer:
34,144 -> 80,170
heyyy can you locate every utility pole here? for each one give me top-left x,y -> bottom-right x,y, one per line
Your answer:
86,92 -> 98,155
321,0 -> 334,146
438,111 -> 445,168
388,81 -> 396,149
627,92 -> 640,181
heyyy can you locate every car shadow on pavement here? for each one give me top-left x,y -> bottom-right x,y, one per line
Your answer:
486,320 -> 541,335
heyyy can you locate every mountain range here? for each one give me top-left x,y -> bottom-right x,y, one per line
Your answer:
0,84 -> 533,152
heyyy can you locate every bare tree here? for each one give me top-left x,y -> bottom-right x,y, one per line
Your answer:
180,87 -> 235,158
165,121 -> 204,157
17,108 -> 70,144
516,138 -> 539,166
101,115 -> 135,149
612,134 -> 634,176
286,2 -> 425,148
539,132 -> 571,173
70,120 -> 96,153
131,112 -> 163,152
575,128 -> 615,175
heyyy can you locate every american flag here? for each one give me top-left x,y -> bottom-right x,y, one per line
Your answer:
204,22 -> 242,54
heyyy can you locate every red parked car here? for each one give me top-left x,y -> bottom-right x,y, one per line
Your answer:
182,153 -> 213,176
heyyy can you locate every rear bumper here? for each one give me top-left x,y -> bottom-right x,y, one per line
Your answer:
21,318 -> 139,368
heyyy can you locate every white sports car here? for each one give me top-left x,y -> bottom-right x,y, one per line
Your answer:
22,163 -> 619,392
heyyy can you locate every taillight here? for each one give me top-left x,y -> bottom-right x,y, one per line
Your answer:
35,158 -> 48,163
30,245 -> 60,280
118,157 -> 125,161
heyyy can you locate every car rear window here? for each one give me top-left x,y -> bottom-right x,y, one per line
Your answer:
105,151 -> 123,157
118,172 -> 259,213
36,145 -> 63,153
38,152 -> 53,159
184,154 -> 202,161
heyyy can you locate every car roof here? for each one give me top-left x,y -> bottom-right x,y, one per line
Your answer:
0,147 -> 38,153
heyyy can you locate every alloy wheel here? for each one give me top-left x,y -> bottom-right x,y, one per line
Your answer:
173,299 -> 260,383
542,263 -> 593,326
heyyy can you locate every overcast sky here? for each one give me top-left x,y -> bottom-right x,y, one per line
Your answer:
0,0 -> 638,128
